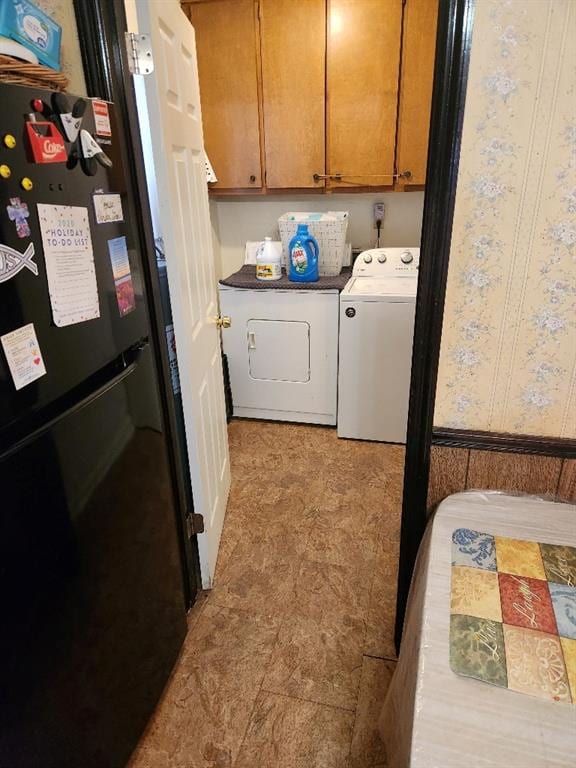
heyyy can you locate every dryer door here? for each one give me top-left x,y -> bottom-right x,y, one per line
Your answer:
248,320 -> 310,382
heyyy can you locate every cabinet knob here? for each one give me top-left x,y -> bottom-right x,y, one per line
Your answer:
249,174 -> 256,183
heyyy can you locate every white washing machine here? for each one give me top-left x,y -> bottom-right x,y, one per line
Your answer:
338,247 -> 419,443
219,284 -> 339,424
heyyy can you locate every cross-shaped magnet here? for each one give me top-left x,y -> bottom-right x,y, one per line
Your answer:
7,197 -> 31,239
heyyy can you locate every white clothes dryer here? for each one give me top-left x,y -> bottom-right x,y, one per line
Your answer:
338,247 -> 419,443
219,274 -> 342,425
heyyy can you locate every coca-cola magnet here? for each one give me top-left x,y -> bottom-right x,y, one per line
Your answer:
26,121 -> 67,164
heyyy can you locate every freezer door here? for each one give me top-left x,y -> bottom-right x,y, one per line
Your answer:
0,346 -> 187,768
0,83 -> 149,430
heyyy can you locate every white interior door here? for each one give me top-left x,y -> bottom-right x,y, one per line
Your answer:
131,0 -> 230,587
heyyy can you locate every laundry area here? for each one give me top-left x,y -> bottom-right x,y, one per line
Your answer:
127,0 -> 432,594
123,0 -> 429,763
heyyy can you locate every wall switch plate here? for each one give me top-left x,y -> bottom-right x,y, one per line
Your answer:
373,202 -> 385,228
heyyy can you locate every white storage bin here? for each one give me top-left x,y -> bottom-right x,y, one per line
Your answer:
278,212 -> 349,276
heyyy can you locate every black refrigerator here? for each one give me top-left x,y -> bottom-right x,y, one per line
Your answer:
0,83 -> 188,767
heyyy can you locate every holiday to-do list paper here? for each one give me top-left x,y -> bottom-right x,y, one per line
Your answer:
450,529 -> 576,704
38,204 -> 100,327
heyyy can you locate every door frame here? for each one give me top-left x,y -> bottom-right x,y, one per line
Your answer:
73,0 -> 202,605
395,0 -> 476,648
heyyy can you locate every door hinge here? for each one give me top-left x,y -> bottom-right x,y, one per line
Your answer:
125,32 -> 154,76
186,512 -> 205,537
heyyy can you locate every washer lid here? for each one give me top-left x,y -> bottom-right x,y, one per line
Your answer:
343,276 -> 418,300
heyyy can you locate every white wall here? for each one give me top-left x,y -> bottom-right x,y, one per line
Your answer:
36,0 -> 87,95
211,191 -> 425,278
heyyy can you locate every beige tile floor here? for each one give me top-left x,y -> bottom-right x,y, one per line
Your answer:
129,420 -> 404,768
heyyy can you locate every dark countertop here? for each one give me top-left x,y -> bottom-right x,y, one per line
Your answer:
219,265 -> 351,292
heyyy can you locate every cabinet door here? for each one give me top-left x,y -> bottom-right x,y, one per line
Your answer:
187,0 -> 262,190
260,0 -> 326,189
327,0 -> 402,189
396,0 -> 439,186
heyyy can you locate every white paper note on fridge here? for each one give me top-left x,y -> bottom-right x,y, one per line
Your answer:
1,323 -> 47,390
37,204 -> 100,327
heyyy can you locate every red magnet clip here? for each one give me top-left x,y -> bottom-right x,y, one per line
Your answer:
25,116 -> 67,164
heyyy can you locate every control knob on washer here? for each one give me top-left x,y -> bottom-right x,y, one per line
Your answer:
363,253 -> 373,263
377,253 -> 387,263
400,250 -> 413,264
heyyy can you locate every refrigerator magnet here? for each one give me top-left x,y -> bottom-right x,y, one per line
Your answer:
6,197 -> 31,238
0,241 -> 38,283
1,323 -> 47,390
91,99 -> 112,138
93,193 -> 124,224
108,236 -> 136,316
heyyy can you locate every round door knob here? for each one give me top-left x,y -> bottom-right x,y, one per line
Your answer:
249,175 -> 256,183
363,254 -> 373,263
377,253 -> 387,263
400,250 -> 413,264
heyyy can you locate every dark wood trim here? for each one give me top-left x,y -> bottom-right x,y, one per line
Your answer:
432,427 -> 576,458
74,0 -> 202,606
395,0 -> 476,651
73,0 -> 113,102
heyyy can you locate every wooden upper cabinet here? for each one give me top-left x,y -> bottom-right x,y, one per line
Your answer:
327,0 -> 402,189
396,0 -> 439,186
186,0 -> 262,190
184,0 -> 437,192
260,0 -> 326,189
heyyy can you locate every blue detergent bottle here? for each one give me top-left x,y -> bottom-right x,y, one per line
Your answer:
288,224 -> 319,282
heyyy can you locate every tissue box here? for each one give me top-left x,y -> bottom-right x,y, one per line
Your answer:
0,0 -> 62,70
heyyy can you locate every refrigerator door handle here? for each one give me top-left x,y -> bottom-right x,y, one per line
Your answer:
0,340 -> 148,461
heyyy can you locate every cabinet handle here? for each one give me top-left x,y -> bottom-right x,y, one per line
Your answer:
313,173 -> 341,182
248,331 -> 256,349
249,174 -> 256,183
313,171 -> 412,182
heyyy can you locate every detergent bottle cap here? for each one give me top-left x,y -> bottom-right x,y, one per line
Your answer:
296,223 -> 309,235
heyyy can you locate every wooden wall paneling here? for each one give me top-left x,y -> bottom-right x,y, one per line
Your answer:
260,0 -> 326,189
427,445 -> 469,509
187,0 -> 263,190
396,0 -> 439,186
557,459 -> 576,502
466,450 -> 562,497
326,0 -> 403,189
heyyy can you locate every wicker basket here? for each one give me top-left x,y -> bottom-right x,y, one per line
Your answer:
0,55 -> 68,91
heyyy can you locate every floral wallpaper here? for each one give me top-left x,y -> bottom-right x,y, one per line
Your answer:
36,0 -> 87,95
435,0 -> 576,438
